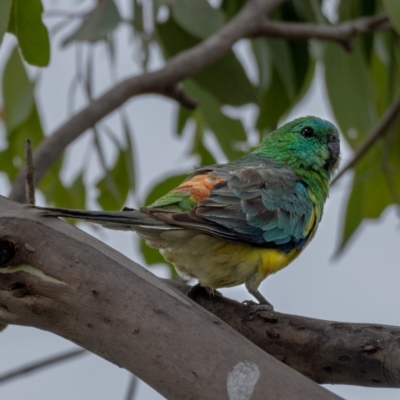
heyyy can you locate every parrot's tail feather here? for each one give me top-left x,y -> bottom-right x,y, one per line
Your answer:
32,206 -> 177,232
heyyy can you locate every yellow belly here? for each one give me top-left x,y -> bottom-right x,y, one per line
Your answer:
146,230 -> 300,292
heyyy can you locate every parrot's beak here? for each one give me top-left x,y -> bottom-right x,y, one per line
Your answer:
326,133 -> 340,168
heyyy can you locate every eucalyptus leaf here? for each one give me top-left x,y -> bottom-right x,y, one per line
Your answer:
183,80 -> 247,160
382,0 -> 400,35
172,0 -> 224,39
0,0 -> 12,44
220,0 -> 246,19
2,47 -> 35,132
156,16 -> 256,106
338,135 -> 399,252
7,0 -> 50,66
176,106 -> 192,135
324,40 -> 377,149
0,105 -> 44,182
96,148 -> 131,210
63,0 -> 121,46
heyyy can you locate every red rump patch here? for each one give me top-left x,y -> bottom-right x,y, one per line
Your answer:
173,174 -> 224,201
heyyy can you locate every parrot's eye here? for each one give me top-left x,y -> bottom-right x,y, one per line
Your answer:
300,126 -> 315,138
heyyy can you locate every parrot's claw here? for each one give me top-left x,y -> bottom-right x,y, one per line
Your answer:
186,283 -> 222,300
243,300 -> 274,314
244,287 -> 274,312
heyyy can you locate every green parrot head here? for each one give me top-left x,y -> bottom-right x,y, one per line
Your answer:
254,116 -> 340,179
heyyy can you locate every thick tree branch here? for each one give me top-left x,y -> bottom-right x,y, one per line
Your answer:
169,281 -> 400,388
9,0 -> 286,203
332,93 -> 400,185
254,14 -> 391,50
0,196 -> 340,400
1,197 -> 400,391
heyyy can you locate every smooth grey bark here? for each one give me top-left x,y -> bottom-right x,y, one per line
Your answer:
0,196 -> 341,400
170,281 -> 400,388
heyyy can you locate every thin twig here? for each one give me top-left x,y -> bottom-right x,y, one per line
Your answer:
332,94 -> 400,185
24,139 -> 36,205
124,374 -> 139,400
161,85 -> 198,109
254,14 -> 391,50
0,348 -> 87,385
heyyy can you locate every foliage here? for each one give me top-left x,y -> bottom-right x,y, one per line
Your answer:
0,0 -> 399,268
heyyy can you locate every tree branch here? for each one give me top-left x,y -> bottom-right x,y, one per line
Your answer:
332,93 -> 400,185
0,196 -> 340,400
169,281 -> 400,388
9,0 -> 286,203
254,14 -> 391,50
24,139 -> 35,206
0,348 -> 86,384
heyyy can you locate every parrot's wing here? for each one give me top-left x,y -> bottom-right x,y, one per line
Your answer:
143,164 -> 316,251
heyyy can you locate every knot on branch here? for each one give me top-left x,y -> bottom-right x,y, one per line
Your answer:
0,239 -> 17,267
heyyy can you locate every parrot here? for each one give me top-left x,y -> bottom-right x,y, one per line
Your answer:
36,116 -> 340,310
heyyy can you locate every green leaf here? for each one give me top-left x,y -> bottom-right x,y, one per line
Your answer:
256,69 -> 290,132
68,174 -> 86,209
381,0 -> 400,35
172,0 -> 224,39
40,164 -> 86,210
337,0 -> 378,59
184,80 -> 247,160
96,148 -> 131,210
268,39 -> 296,99
132,0 -> 143,33
144,173 -> 188,206
0,105 -> 44,181
2,47 -> 35,132
0,47 -> 46,185
292,0 -> 325,23
121,113 -> 136,192
7,0 -> 50,66
156,16 -> 256,106
63,0 -> 121,46
324,40 -> 377,149
255,38 -> 313,133
176,106 -> 192,135
338,137 -> 400,252
0,0 -> 12,43
220,0 -> 246,19
252,38 -> 272,92
190,111 -> 217,166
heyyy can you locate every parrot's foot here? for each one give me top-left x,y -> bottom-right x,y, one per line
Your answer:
186,283 -> 222,300
244,287 -> 274,313
243,300 -> 274,313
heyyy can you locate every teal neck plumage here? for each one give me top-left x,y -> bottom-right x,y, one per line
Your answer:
252,136 -> 333,206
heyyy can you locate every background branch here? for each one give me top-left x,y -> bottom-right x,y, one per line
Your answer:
332,93 -> 400,185
255,14 -> 391,50
0,348 -> 86,384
